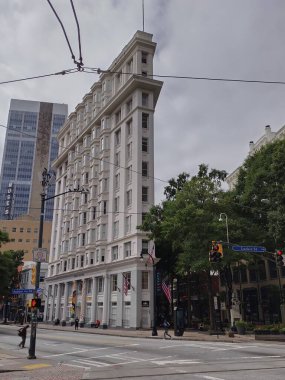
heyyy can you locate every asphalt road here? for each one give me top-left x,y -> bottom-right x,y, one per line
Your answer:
1,326 -> 285,379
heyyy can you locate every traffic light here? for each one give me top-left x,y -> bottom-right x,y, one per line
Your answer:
31,266 -> 36,285
209,241 -> 223,263
31,298 -> 41,308
276,250 -> 284,267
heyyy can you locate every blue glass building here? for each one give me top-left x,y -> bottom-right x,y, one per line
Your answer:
0,99 -> 68,221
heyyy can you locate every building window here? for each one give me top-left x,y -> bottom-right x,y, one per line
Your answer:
126,119 -> 132,136
126,165 -> 132,183
113,221 -> 119,239
115,109 -> 121,124
115,152 -> 120,167
98,277 -> 104,293
142,161 -> 148,177
142,187 -> 148,202
80,255 -> 84,267
114,196 -> 119,213
103,200 -> 107,215
12,227 -> 16,232
101,224 -> 106,240
20,228 -> 24,233
111,274 -> 118,292
115,173 -> 120,189
126,190 -> 132,207
142,139 -> 148,155
82,212 -> 87,225
124,241 -> 131,258
127,142 -> 132,160
115,128 -> 121,146
142,271 -> 148,290
72,258 -> 75,269
101,248 -> 105,262
112,245 -> 118,261
142,113 -> 149,129
142,93 -> 149,107
27,228 -> 31,233
126,99 -> 132,113
141,51 -> 148,64
125,215 -> 131,234
142,239 -> 149,255
92,206 -> 97,220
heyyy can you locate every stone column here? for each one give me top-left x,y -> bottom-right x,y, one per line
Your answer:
54,283 -> 61,321
102,273 -> 109,328
43,285 -> 51,322
61,282 -> 68,326
79,279 -> 87,327
49,284 -> 56,322
90,277 -> 97,327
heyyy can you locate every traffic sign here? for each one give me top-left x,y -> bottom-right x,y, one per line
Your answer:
12,288 -> 42,295
32,248 -> 48,262
12,289 -> 34,295
231,245 -> 266,253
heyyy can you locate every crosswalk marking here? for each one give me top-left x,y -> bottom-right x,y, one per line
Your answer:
151,359 -> 201,365
74,359 -> 110,367
62,363 -> 91,369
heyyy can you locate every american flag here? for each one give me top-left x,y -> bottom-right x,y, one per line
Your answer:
123,273 -> 130,296
162,279 -> 172,304
147,245 -> 155,264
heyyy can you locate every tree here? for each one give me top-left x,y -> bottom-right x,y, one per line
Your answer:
234,138 -> 285,250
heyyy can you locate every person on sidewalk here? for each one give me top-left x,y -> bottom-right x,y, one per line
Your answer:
74,317 -> 79,330
18,325 -> 29,348
163,318 -> 171,339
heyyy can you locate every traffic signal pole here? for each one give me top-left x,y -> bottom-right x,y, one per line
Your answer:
27,192 -> 45,359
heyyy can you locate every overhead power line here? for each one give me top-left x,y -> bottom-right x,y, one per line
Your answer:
2,66 -> 285,86
46,0 -> 84,70
0,69 -> 76,85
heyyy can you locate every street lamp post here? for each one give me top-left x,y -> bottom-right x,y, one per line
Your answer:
140,250 -> 158,336
28,168 -> 89,359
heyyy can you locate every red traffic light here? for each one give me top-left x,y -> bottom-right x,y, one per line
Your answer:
277,250 -> 283,256
31,298 -> 41,308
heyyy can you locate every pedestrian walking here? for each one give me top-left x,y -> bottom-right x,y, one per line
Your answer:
163,318 -> 171,339
74,317 -> 79,330
18,325 -> 29,348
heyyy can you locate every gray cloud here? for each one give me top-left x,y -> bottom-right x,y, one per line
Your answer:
1,0 -> 285,203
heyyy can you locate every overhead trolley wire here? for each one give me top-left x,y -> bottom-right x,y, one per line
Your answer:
46,0 -> 84,70
70,0 -> 83,69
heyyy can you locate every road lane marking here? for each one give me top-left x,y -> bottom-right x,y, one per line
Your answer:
199,376 -> 225,380
151,359 -> 201,365
62,363 -> 91,369
239,355 -> 281,359
42,343 -> 139,358
73,359 -> 110,367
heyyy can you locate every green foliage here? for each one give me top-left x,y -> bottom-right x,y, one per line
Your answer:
234,138 -> 285,249
0,250 -> 24,297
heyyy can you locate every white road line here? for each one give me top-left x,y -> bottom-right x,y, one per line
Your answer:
42,343 -> 139,358
199,376 -> 225,380
73,359 -> 110,367
152,359 -> 201,365
62,363 -> 91,369
239,355 -> 281,359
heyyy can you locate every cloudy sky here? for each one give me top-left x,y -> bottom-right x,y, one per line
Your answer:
1,0 -> 285,202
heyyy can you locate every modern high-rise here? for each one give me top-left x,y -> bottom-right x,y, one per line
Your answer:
44,31 -> 163,329
0,99 -> 68,220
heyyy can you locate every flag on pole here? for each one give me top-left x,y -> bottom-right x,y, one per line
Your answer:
147,245 -> 155,265
162,278 -> 172,304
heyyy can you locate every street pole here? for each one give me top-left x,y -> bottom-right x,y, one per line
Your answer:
27,192 -> 45,359
140,251 -> 158,336
152,260 -> 158,336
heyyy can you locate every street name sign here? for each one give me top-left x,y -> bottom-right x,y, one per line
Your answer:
12,288 -> 42,295
231,245 -> 266,253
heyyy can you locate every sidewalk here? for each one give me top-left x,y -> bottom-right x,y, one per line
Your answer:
36,322 -> 255,343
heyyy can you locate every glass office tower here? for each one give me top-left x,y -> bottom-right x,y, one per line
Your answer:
0,99 -> 68,220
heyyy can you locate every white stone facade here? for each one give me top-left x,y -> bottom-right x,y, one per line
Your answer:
44,31 -> 163,329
